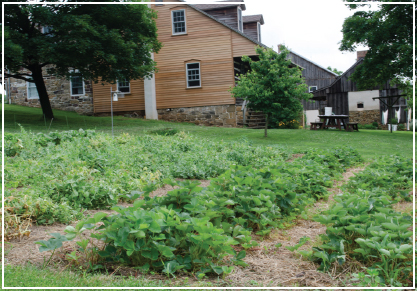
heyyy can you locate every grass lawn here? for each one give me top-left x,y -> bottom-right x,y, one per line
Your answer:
4,104 -> 414,160
3,264 -> 246,289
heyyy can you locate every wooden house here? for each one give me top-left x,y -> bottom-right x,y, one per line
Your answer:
311,51 -> 407,126
9,0 -> 267,127
92,0 -> 267,127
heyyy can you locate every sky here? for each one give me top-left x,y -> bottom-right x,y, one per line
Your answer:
186,0 -> 379,73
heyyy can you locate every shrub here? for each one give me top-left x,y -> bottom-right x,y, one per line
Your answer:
389,118 -> 398,125
276,119 -> 300,129
359,124 -> 377,130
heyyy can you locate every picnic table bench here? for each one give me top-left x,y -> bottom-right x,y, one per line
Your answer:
316,115 -> 356,131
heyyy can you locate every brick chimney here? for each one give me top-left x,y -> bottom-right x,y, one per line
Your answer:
357,50 -> 368,60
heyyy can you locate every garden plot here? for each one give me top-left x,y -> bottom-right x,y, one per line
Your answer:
3,129 -> 413,288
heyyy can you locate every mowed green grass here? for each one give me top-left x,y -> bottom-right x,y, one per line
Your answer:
3,264 -> 238,289
4,104 -> 414,160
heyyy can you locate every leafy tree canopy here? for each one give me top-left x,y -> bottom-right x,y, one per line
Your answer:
339,1 -> 413,92
3,1 -> 161,118
327,66 -> 343,76
231,46 -> 312,137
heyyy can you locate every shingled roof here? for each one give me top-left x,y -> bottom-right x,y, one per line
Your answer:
187,4 -> 266,49
193,0 -> 246,11
243,14 -> 264,25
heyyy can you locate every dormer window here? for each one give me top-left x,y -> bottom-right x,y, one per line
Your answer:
172,9 -> 186,35
238,7 -> 243,32
257,22 -> 261,42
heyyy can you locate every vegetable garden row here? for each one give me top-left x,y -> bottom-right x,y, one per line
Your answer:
4,129 -> 414,287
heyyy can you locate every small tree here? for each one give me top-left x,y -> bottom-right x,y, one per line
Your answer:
231,46 -> 312,137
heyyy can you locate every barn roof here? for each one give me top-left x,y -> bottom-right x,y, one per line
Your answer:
288,49 -> 339,77
311,58 -> 364,99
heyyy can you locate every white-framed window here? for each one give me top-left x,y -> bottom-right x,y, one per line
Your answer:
155,0 -> 163,6
27,80 -> 39,99
186,63 -> 201,88
309,86 -> 318,93
257,22 -> 261,42
237,7 -> 243,32
70,75 -> 85,96
172,9 -> 186,35
117,79 -> 131,93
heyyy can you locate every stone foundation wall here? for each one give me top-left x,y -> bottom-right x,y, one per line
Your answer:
349,110 -> 381,125
157,105 -> 244,127
10,68 -> 94,116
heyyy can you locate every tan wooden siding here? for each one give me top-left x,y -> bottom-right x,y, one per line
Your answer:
92,3 -> 261,112
232,31 -> 257,57
153,5 -> 236,109
92,79 -> 145,113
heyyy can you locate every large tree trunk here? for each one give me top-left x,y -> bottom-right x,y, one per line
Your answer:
31,65 -> 54,119
264,112 -> 269,137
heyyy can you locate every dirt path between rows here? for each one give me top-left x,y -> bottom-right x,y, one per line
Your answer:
5,156 -> 367,287
225,165 -> 367,287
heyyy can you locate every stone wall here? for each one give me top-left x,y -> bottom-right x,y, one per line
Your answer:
157,105 -> 245,127
349,109 -> 381,125
10,68 -> 94,116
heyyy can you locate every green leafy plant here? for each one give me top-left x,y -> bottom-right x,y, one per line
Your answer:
390,118 -> 398,125
285,236 -> 310,252
35,233 -> 68,268
310,155 -> 413,286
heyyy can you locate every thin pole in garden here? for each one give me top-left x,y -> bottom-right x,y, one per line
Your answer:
110,87 -> 120,137
48,118 -> 54,131
111,87 -> 113,137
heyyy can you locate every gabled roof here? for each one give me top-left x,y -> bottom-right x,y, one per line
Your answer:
286,48 -> 339,77
312,58 -> 364,98
187,4 -> 267,49
243,14 -> 264,25
193,0 -> 246,11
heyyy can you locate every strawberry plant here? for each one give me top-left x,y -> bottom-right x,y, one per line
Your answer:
310,155 -> 413,286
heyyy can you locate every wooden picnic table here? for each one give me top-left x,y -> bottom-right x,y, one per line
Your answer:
318,115 -> 349,131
